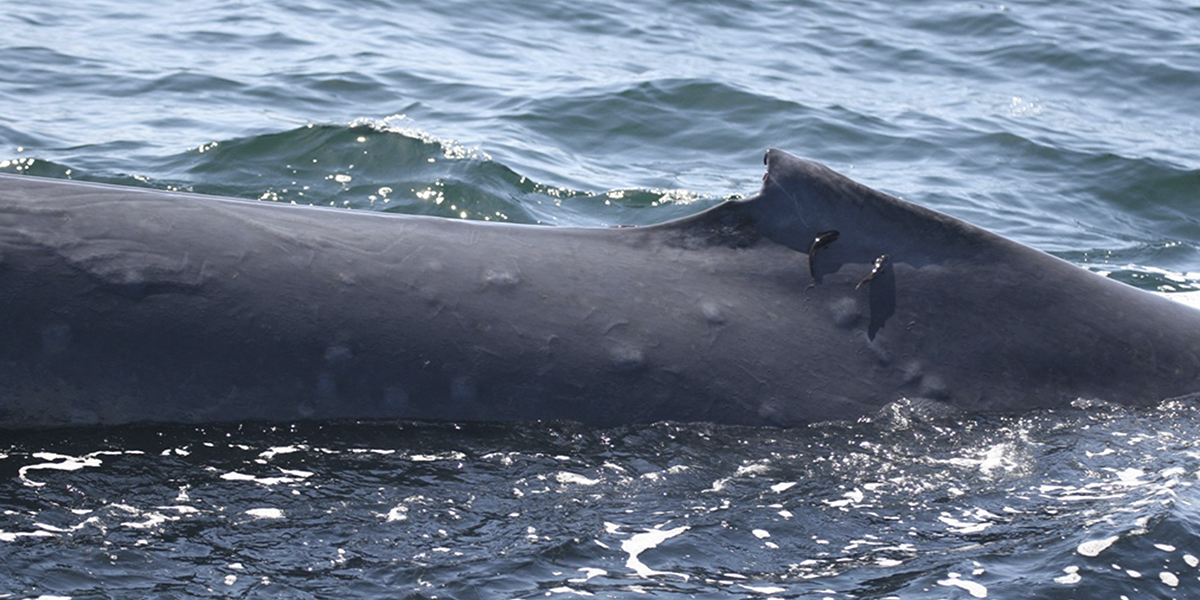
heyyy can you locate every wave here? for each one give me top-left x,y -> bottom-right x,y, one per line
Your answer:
0,119 -> 722,228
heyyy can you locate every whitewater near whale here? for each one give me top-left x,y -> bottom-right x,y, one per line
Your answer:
1,149 -> 1198,429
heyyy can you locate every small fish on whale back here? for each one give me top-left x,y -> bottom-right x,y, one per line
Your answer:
0,149 -> 1197,429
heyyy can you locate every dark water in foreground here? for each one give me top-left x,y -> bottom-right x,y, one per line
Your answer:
2,0 -> 1200,597
4,402 -> 1200,599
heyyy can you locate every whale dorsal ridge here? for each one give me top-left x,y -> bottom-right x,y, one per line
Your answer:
741,149 -> 1002,264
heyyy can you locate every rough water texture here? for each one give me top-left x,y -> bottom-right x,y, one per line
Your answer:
6,406 -> 1200,599
2,0 -> 1200,598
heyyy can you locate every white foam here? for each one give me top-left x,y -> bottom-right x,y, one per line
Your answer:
121,513 -> 172,530
19,452 -> 103,487
937,573 -> 988,598
1112,468 -> 1145,486
410,452 -> 467,462
547,586 -> 594,597
938,515 -> 991,534
556,472 -> 601,486
1054,566 -> 1081,585
620,526 -> 690,580
740,584 -> 787,594
1159,290 -> 1200,310
568,568 -> 607,584
259,445 -> 306,460
1077,536 -> 1119,557
245,508 -> 285,520
220,469 -> 310,486
0,530 -> 56,542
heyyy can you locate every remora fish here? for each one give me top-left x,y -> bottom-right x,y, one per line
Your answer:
1,149 -> 1197,428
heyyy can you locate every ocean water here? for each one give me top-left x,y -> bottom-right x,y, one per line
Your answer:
2,0 -> 1200,598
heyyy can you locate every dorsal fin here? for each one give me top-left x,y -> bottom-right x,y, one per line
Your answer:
644,148 -> 1007,269
748,149 -> 997,262
645,149 -> 1012,268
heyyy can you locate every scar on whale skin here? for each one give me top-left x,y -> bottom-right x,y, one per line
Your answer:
807,230 -> 840,282
855,255 -> 895,340
855,254 -> 890,290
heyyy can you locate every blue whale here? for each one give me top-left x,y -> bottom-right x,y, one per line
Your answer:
1,149 -> 1198,428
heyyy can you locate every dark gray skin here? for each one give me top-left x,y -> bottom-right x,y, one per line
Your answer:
1,149 -> 1198,429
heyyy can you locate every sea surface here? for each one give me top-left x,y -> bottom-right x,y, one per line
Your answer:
2,0 -> 1200,598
